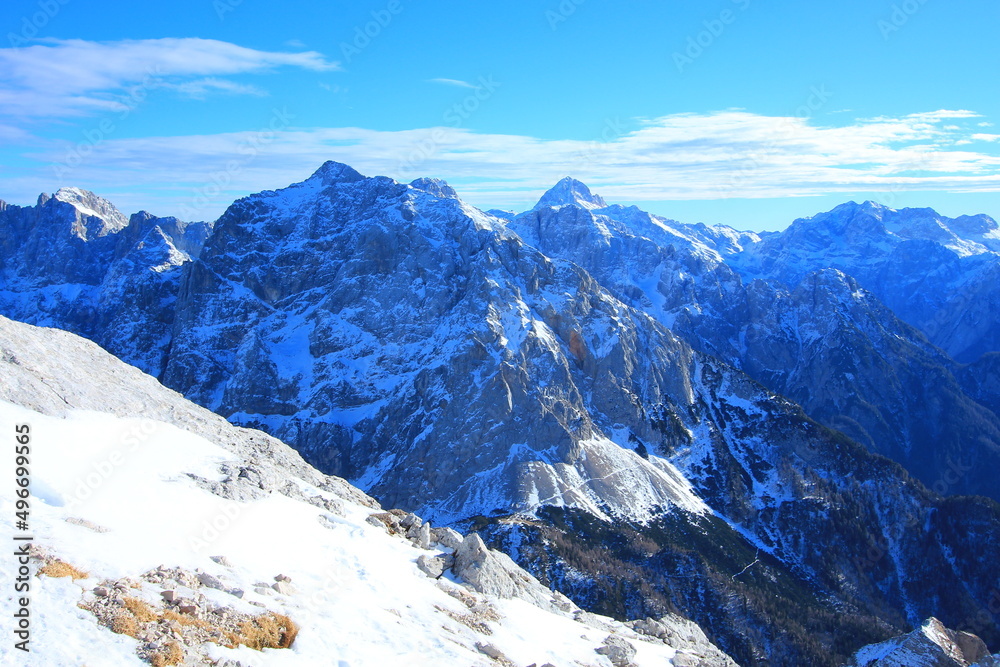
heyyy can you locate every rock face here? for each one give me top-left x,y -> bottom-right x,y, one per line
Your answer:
0,314 -> 737,667
732,200 -> 1000,364
0,190 -> 212,376
509,194 -> 1000,503
845,618 -> 998,667
2,164 -> 1000,665
451,533 -> 556,609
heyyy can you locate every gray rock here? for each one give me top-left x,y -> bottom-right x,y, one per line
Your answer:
197,572 -> 226,590
272,581 -> 296,595
845,617 -> 992,667
452,534 -> 555,610
160,590 -> 177,602
416,554 -> 453,579
407,522 -> 432,549
595,635 -> 636,667
475,642 -> 506,660
430,526 -> 464,550
209,555 -> 233,567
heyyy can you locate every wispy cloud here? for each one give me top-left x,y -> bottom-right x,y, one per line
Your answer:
427,78 -> 477,89
4,109 -> 999,219
0,38 -> 338,117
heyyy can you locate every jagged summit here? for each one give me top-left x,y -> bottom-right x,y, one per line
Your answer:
307,160 -> 366,187
47,186 -> 130,236
409,176 -> 458,199
533,176 -> 607,210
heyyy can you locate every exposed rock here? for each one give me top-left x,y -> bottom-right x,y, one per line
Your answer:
416,554 -> 454,579
407,522 -> 432,549
627,614 -> 738,666
431,526 -> 464,550
595,635 -> 637,667
272,581 -> 296,596
197,572 -> 225,591
475,641 -> 507,660
65,517 -> 110,533
452,534 -> 555,610
845,617 -> 994,667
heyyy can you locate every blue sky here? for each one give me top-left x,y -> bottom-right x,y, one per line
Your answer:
1,0 -> 998,230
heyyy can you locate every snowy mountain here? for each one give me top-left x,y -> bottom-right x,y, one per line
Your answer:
511,185 -> 1000,503
2,163 -> 1000,665
0,314 -> 738,666
732,201 -> 1000,363
0,188 -> 213,376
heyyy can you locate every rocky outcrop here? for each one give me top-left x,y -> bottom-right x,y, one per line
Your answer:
845,618 -> 998,667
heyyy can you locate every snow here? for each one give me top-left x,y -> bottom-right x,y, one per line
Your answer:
0,395 -> 687,666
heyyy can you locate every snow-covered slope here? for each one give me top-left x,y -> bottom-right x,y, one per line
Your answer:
0,315 -> 736,666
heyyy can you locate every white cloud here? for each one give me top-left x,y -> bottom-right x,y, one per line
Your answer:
427,78 -> 477,89
5,109 -> 999,220
973,133 -> 1000,143
0,38 -> 338,117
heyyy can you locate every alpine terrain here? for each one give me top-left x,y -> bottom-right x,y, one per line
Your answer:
2,162 -> 999,666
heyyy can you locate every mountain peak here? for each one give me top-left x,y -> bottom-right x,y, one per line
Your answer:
308,160 -> 366,187
50,187 -> 129,234
409,177 -> 458,199
534,177 -> 607,210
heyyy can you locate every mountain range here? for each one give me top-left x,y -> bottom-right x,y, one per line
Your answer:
2,162 -> 999,666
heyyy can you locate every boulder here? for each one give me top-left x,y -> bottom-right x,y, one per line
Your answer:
430,526 -> 464,550
595,635 -> 636,667
451,533 -> 554,610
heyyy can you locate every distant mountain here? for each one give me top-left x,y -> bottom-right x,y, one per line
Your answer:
511,187 -> 1000,502
732,201 -> 1000,363
2,163 -> 999,665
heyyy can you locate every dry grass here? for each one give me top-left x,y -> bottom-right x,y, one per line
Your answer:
123,597 -> 157,623
110,611 -> 139,637
149,641 -> 184,667
237,612 -> 299,650
37,560 -> 88,580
